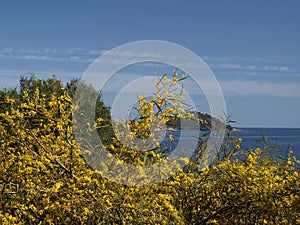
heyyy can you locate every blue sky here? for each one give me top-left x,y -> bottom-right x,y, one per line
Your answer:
0,0 -> 300,127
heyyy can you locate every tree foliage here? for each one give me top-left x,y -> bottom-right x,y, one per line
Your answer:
0,75 -> 299,224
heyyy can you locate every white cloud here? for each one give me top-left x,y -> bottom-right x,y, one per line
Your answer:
3,47 -> 13,53
0,48 -> 294,76
203,56 -> 284,63
0,54 -> 94,63
288,73 -> 300,78
0,47 -> 291,67
0,47 -> 103,56
82,71 -> 300,98
219,63 -> 242,69
0,69 -> 81,89
218,63 -> 290,72
2,67 -> 299,100
0,47 -> 173,64
0,47 -> 205,67
261,66 -> 289,72
220,80 -> 300,98
1,47 -> 298,98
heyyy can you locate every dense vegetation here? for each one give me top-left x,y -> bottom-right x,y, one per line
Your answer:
0,75 -> 299,224
166,111 -> 233,131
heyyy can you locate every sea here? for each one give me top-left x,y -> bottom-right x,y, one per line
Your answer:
232,127 -> 300,159
163,128 -> 300,159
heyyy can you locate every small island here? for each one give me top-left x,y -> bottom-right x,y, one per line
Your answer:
166,111 -> 233,131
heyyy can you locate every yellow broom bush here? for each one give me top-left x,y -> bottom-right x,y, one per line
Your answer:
0,75 -> 299,224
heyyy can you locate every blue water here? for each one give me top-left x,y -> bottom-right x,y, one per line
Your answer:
162,128 -> 300,159
233,128 -> 300,158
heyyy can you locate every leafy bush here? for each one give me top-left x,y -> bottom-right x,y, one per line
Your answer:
0,75 -> 299,224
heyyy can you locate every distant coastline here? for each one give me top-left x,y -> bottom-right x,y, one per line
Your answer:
166,111 -> 233,131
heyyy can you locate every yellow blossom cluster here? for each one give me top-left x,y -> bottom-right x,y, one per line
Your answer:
0,75 -> 299,224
